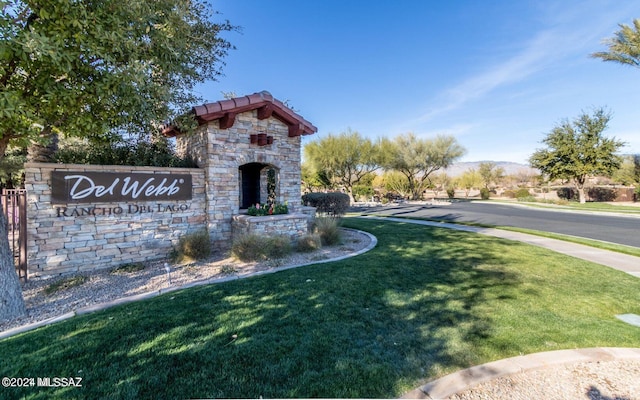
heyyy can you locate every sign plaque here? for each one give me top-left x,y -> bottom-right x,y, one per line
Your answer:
51,171 -> 192,203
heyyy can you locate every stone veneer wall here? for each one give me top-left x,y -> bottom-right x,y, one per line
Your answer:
176,109 -> 305,248
24,163 -> 206,277
231,214 -> 310,242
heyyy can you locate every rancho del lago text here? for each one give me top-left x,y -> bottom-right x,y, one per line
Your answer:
55,203 -> 190,217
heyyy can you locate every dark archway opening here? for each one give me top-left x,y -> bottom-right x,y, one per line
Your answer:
240,163 -> 263,209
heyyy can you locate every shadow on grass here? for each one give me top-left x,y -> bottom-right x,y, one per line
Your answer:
1,219 -> 526,398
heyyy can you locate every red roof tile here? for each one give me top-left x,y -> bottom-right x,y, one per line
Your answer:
164,91 -> 317,137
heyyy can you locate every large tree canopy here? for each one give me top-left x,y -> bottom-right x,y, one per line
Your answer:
0,0 -> 236,322
0,0 -> 236,157
591,18 -> 640,69
382,133 -> 466,200
304,130 -> 383,202
529,108 -> 626,204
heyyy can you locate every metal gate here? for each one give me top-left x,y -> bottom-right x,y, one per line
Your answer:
1,189 -> 27,282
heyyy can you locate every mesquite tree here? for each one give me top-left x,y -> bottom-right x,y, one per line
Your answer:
529,108 -> 625,204
382,133 -> 466,200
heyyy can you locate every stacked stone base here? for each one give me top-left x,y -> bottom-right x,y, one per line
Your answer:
231,213 -> 313,243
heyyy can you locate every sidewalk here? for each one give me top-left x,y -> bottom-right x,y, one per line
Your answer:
360,216 -> 640,277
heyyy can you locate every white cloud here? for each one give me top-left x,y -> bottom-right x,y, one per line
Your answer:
409,3 -> 634,127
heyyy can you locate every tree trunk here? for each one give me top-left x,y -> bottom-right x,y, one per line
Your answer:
0,209 -> 26,322
577,187 -> 586,204
27,132 -> 58,163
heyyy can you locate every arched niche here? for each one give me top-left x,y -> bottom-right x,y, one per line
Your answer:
238,162 -> 279,209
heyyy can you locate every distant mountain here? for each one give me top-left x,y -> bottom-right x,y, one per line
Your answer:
444,161 -> 538,177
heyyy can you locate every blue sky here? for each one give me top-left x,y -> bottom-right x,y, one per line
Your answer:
198,1 -> 640,164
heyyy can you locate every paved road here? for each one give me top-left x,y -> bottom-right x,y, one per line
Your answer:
353,201 -> 640,248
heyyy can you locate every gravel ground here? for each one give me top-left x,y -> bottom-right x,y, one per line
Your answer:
0,228 -> 371,333
448,360 -> 640,400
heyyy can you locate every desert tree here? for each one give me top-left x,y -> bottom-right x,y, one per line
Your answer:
591,18 -> 640,69
382,133 -> 465,200
529,108 -> 625,204
478,161 -> 505,190
456,168 -> 483,198
304,130 -> 383,202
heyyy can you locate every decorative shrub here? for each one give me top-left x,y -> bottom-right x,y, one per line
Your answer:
446,188 -> 455,199
314,216 -> 342,246
517,195 -> 537,202
515,188 -> 531,199
587,187 -> 617,202
352,185 -> 374,202
302,192 -> 350,217
296,234 -> 322,252
111,263 -> 145,274
480,188 -> 490,200
172,229 -> 211,262
557,187 -> 579,202
231,234 -> 292,262
247,202 -> 288,216
43,276 -> 88,295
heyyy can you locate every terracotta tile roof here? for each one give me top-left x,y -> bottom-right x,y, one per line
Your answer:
163,91 -> 317,137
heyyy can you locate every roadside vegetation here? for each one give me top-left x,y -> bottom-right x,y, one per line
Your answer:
1,219 -> 639,399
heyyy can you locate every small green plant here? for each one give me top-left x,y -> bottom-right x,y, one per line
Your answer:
446,188 -> 455,199
172,229 -> 211,263
247,202 -> 288,216
314,216 -> 342,246
517,195 -> 537,202
111,263 -> 145,274
231,234 -> 292,262
220,264 -> 237,275
515,188 -> 531,198
480,187 -> 490,200
43,275 -> 88,296
296,234 -> 322,252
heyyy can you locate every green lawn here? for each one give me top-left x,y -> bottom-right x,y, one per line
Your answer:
1,218 -> 639,399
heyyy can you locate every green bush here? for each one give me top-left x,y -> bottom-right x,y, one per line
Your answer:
446,188 -> 455,199
515,188 -> 531,199
172,229 -> 211,262
557,187 -> 578,202
314,216 -> 342,246
111,263 -> 145,274
302,192 -> 350,217
352,185 -> 374,202
43,276 -> 88,295
587,187 -> 617,202
296,234 -> 322,252
231,234 -> 292,262
247,202 -> 289,216
480,188 -> 490,200
517,195 -> 537,202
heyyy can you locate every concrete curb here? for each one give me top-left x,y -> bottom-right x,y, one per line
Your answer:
0,229 -> 377,341
401,347 -> 640,399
